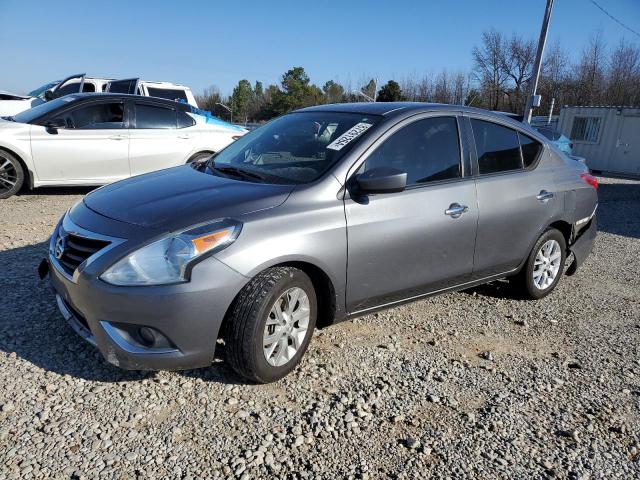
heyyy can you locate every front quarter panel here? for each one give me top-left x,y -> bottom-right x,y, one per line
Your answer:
214,176 -> 348,320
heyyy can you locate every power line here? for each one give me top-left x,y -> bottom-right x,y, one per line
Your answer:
590,0 -> 640,39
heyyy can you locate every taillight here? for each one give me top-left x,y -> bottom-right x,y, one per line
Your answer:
580,172 -> 598,190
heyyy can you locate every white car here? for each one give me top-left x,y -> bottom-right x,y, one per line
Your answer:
0,93 -> 247,198
0,73 -> 199,116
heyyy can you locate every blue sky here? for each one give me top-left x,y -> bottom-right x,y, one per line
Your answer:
1,0 -> 638,96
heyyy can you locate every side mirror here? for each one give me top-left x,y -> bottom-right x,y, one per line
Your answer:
45,118 -> 66,134
44,89 -> 55,101
353,167 -> 407,194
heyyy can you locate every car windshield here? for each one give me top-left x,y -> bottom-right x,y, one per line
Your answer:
12,96 -> 77,124
204,111 -> 381,184
535,127 -> 562,141
28,81 -> 59,98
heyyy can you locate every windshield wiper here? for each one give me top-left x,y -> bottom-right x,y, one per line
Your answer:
212,165 -> 267,182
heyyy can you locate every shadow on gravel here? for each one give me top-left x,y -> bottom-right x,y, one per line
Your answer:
596,181 -> 640,239
16,186 -> 97,197
0,241 -> 242,384
461,279 -> 525,300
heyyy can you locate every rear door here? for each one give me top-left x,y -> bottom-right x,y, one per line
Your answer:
30,99 -> 130,183
128,101 -> 194,175
468,116 -> 557,278
344,114 -> 478,313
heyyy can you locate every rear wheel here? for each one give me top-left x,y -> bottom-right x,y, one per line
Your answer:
224,267 -> 317,383
0,150 -> 24,199
514,228 -> 566,299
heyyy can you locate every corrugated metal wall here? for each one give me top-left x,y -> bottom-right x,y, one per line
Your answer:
557,106 -> 640,175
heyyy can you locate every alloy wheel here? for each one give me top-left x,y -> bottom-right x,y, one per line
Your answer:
263,287 -> 310,367
0,155 -> 18,194
533,239 -> 562,290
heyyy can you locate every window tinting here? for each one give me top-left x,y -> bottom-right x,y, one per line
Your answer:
147,87 -> 188,103
570,117 -> 601,142
361,117 -> 461,186
519,133 -> 543,168
135,104 -> 176,129
471,119 -> 522,174
59,102 -> 124,129
177,110 -> 195,128
55,81 -> 82,97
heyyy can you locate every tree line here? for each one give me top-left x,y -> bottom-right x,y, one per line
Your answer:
196,30 -> 640,124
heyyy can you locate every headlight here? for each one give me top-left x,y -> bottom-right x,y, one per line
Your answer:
100,219 -> 241,286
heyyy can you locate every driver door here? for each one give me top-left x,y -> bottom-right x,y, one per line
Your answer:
344,115 -> 478,312
30,99 -> 130,183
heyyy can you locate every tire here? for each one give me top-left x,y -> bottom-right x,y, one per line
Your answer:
225,267 -> 317,383
186,152 -> 214,164
514,228 -> 567,300
0,150 -> 25,199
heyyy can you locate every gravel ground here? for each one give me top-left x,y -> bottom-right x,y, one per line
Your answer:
0,178 -> 639,479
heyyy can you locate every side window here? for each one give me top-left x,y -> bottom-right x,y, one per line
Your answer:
81,83 -> 96,93
146,87 -> 188,103
471,119 -> 522,174
55,81 -> 81,97
519,133 -> 543,168
360,117 -> 461,186
59,102 -> 124,129
135,104 -> 176,129
177,110 -> 195,128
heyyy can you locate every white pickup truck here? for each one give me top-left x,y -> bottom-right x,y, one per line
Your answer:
0,73 -> 199,116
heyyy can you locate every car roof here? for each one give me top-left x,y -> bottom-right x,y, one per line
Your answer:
297,102 -> 534,131
61,92 -> 191,110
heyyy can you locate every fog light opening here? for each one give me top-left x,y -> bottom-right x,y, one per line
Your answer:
138,327 -> 157,347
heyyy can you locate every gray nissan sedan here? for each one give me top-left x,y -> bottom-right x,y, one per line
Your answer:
46,103 -> 598,383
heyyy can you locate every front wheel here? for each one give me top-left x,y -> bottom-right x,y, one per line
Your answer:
0,151 -> 24,199
224,267 -> 317,383
513,228 -> 567,300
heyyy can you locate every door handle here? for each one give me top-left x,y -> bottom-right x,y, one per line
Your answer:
177,134 -> 192,139
536,190 -> 554,202
444,203 -> 469,218
108,135 -> 126,141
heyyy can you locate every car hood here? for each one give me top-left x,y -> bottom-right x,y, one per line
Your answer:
0,90 -> 32,100
83,165 -> 294,231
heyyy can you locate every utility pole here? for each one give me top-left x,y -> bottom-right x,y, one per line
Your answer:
524,0 -> 554,123
547,97 -> 555,125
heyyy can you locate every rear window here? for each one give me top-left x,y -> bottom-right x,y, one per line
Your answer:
135,104 -> 176,129
146,87 -> 188,103
177,110 -> 195,128
471,119 -> 522,174
519,133 -> 543,168
536,127 -> 561,141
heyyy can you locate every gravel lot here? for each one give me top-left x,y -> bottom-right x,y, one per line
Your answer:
1,178 -> 639,479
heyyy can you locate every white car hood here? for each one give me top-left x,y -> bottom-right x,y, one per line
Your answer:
0,90 -> 32,100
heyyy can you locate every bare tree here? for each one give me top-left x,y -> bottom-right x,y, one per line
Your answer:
606,39 -> 640,105
473,29 -> 509,110
501,35 -> 536,112
575,31 -> 607,105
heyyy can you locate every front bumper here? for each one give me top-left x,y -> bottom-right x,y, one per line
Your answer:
48,212 -> 248,371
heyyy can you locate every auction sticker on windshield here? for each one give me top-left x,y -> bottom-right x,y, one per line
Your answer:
326,122 -> 372,151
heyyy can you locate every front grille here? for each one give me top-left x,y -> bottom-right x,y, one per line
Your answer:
56,231 -> 110,275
